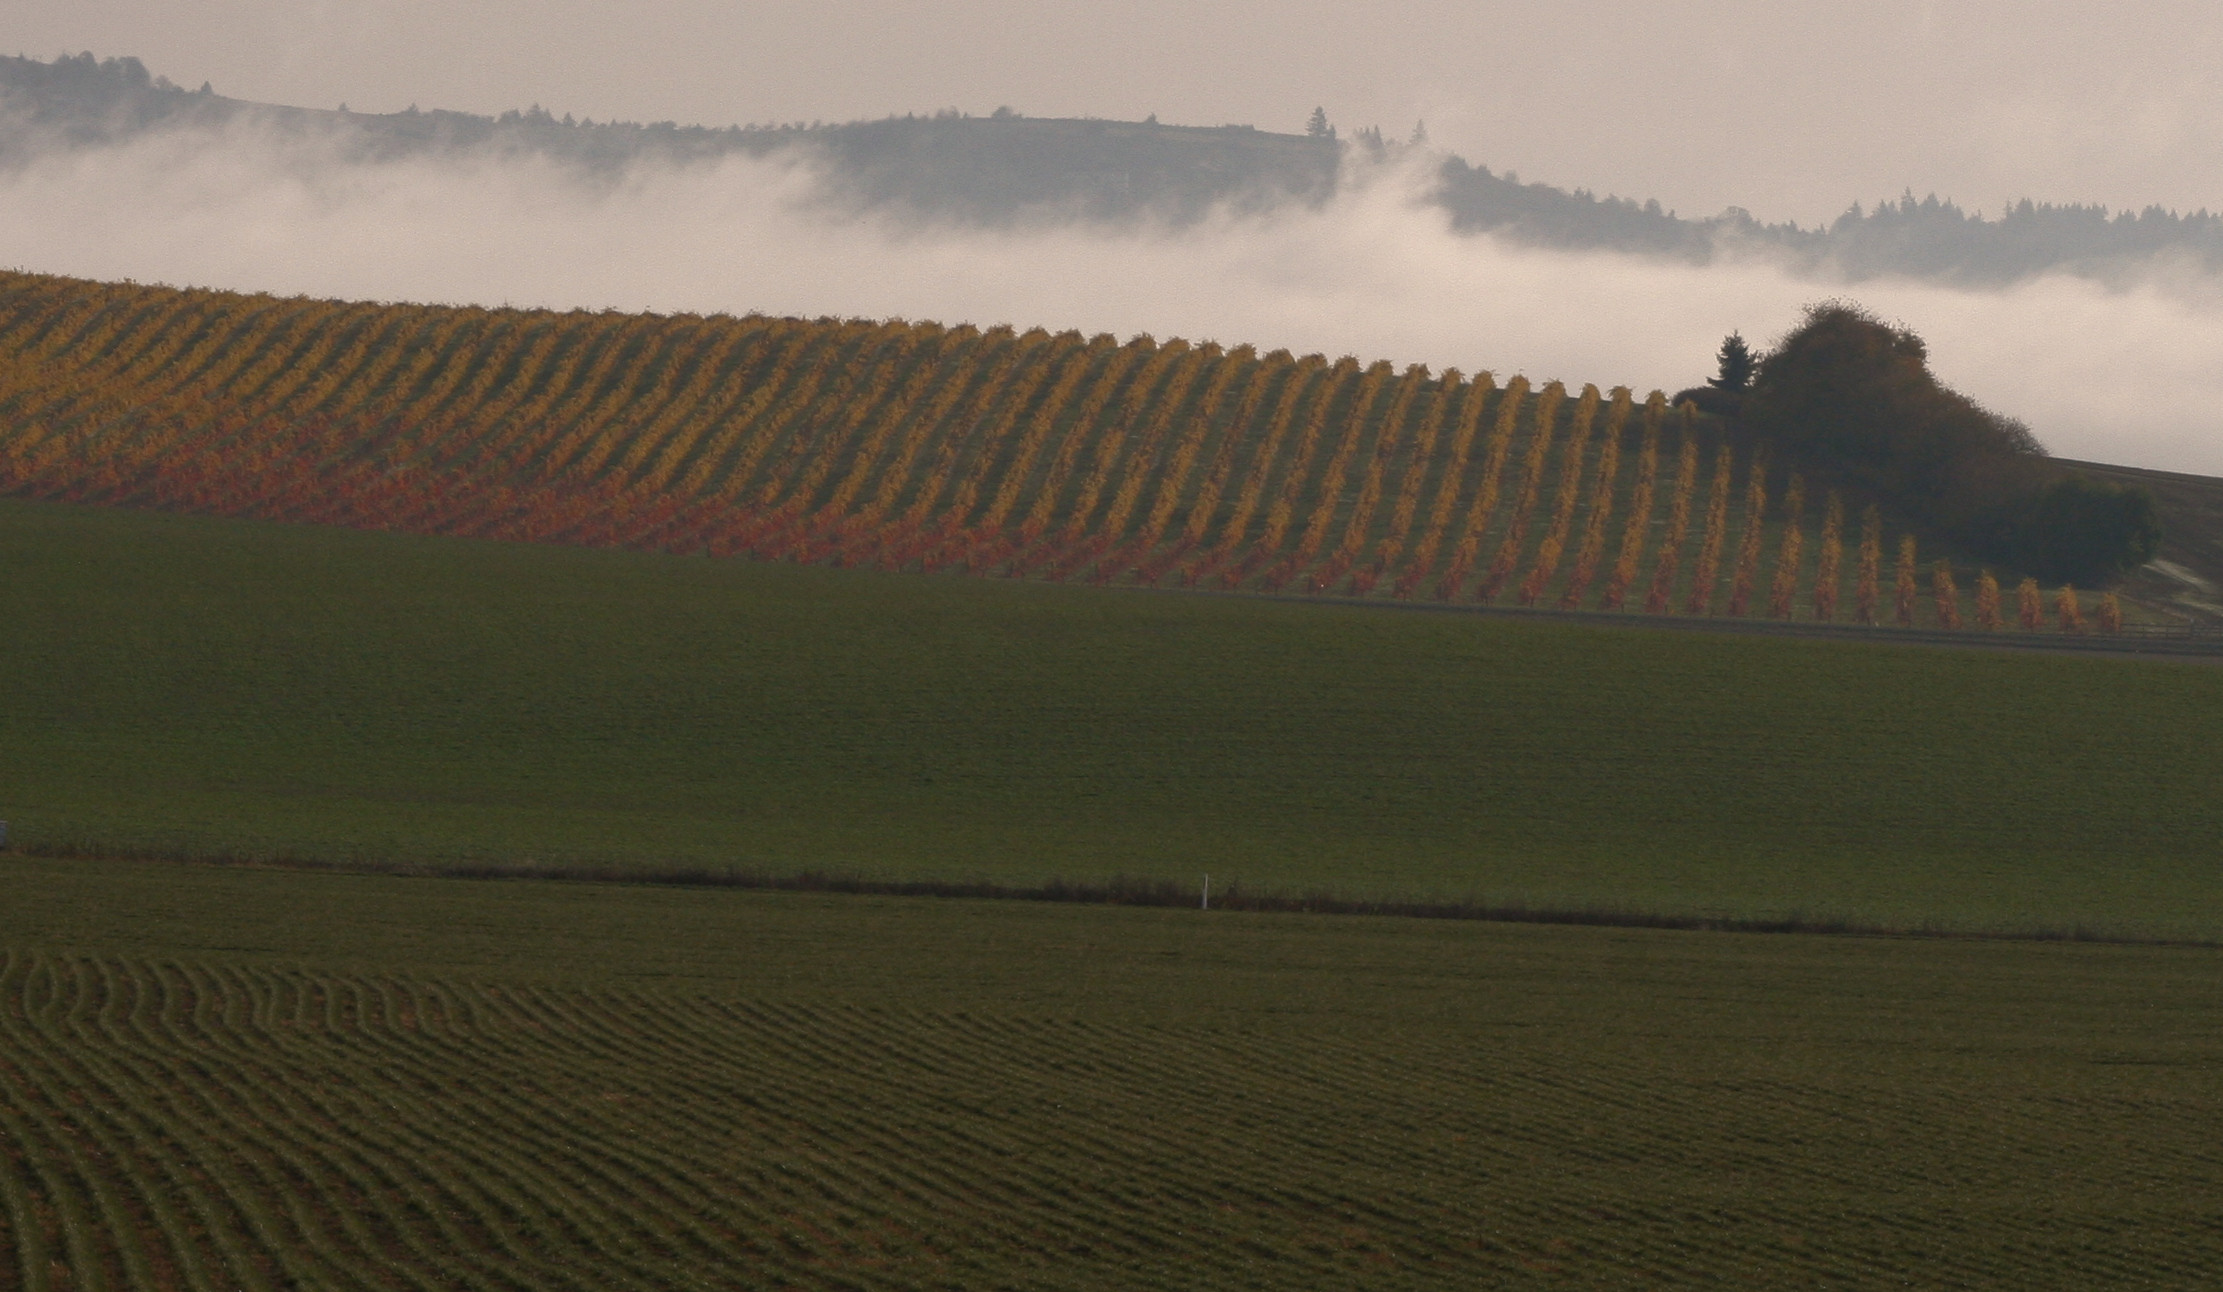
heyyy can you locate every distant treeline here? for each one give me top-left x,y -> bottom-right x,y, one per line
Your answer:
1439,159 -> 2223,286
0,53 -> 1335,223
6,51 -> 2219,283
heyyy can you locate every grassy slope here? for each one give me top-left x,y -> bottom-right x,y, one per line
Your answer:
6,496 -> 2222,936
2066,457 -> 2223,622
1,856 -> 2217,1287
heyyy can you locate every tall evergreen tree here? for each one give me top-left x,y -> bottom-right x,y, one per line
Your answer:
1708,332 -> 1756,392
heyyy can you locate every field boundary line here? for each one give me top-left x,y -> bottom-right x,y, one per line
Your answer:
14,850 -> 2220,950
1120,581 -> 2223,660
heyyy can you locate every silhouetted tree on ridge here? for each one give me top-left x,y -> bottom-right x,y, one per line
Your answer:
1709,332 -> 1757,393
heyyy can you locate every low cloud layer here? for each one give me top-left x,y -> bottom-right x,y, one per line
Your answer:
4,125 -> 2221,475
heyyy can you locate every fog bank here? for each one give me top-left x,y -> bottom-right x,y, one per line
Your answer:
4,126 -> 2221,475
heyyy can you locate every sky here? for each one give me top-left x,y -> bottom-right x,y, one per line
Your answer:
12,0 -> 2223,226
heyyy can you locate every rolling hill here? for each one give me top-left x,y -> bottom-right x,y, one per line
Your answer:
0,270 -> 2191,640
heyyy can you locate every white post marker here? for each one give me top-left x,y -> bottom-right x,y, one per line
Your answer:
1201,873 -> 1210,910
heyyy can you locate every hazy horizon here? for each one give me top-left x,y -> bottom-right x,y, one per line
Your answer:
14,1 -> 2223,227
6,119 -> 2223,474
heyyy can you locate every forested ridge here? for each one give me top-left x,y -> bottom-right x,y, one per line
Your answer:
8,51 -> 2221,282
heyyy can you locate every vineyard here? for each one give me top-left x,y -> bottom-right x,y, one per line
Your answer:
0,271 -> 2126,630
1,858 -> 2219,1290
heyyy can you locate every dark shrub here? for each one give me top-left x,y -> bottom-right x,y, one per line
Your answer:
2014,475 -> 2163,584
1672,386 -> 1742,418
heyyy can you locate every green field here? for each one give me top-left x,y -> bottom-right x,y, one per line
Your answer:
5,494 -> 2222,938
1,855 -> 2217,1288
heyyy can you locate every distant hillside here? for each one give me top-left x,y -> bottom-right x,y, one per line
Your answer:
7,52 -> 2223,282
0,52 -> 1337,224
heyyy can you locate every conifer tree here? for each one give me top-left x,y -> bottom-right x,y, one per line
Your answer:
1708,332 -> 1757,393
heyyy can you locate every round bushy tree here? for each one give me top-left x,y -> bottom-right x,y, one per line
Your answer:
1741,301 -> 2156,583
1741,303 -> 2043,522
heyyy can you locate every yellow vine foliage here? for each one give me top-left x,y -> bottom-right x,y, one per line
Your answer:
1644,409 -> 1702,614
1974,570 -> 2002,630
1931,560 -> 1962,630
1560,388 -> 1635,609
1724,447 -> 1771,617
1894,533 -> 1919,627
1360,365 -> 1457,592
1854,507 -> 1882,624
1320,363 -> 1430,592
1518,383 -> 1607,605
1767,474 -> 1805,619
1400,373 -> 1509,597
1477,380 -> 1571,601
1812,492 -> 1843,622
2057,584 -> 2085,632
1683,435 -> 1734,615
1600,391 -> 1664,610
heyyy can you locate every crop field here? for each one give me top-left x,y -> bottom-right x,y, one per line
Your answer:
0,856 -> 2218,1289
5,266 -> 2220,1287
0,270 -> 2141,628
6,493 -> 2223,938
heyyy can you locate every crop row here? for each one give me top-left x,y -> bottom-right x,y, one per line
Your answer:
0,271 -> 2120,628
2,947 -> 2215,1290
